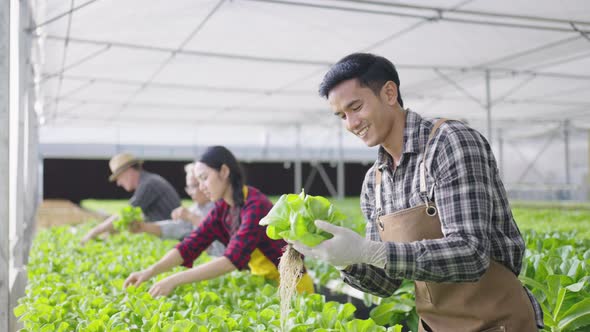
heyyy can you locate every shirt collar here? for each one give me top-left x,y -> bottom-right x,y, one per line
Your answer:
376,109 -> 424,169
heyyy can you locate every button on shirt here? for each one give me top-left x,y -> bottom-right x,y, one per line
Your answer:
176,186 -> 287,270
129,170 -> 181,221
341,110 -> 543,329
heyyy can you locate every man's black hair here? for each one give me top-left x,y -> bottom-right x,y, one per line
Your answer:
318,53 -> 403,107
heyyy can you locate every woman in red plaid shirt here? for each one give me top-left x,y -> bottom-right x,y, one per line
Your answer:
124,145 -> 314,297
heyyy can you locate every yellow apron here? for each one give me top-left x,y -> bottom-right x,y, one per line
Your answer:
249,248 -> 314,294
244,186 -> 314,294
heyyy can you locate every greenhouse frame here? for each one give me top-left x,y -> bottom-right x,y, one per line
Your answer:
2,0 -> 590,330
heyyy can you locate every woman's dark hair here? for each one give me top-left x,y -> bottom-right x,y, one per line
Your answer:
318,53 -> 403,107
199,146 -> 246,207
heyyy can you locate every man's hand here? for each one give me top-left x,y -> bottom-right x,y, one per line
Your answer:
148,276 -> 178,298
80,216 -> 116,245
80,231 -> 96,245
291,220 -> 387,268
129,220 -> 143,233
80,224 -> 105,245
123,268 -> 154,288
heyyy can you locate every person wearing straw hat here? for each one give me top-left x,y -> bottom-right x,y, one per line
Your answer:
80,152 -> 181,245
290,53 -> 543,331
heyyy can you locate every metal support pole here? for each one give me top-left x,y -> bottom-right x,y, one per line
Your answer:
588,130 -> 590,201
9,1 -> 25,330
22,12 -> 38,263
38,157 -> 44,205
12,3 -> 28,269
485,70 -> 492,144
0,0 -> 10,329
563,120 -> 571,200
261,130 -> 269,158
563,120 -> 571,185
498,128 -> 504,179
12,78 -> 24,270
294,124 -> 302,193
303,165 -> 318,193
23,102 -> 37,264
337,125 -> 345,199
315,163 -> 338,198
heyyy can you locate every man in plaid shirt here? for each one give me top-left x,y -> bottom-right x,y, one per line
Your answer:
292,53 -> 543,331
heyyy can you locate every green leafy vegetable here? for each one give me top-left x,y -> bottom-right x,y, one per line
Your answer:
113,205 -> 144,231
16,221 -> 386,331
260,189 -> 348,247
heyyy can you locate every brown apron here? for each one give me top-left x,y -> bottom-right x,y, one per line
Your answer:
375,120 -> 537,332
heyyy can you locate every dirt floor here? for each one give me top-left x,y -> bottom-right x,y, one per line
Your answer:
35,199 -> 107,228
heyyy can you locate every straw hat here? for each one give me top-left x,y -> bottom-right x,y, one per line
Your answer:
108,152 -> 143,182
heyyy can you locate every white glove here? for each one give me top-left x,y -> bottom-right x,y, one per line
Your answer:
291,220 -> 387,268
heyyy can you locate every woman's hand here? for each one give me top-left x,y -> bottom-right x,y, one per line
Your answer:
123,268 -> 154,288
149,276 -> 178,297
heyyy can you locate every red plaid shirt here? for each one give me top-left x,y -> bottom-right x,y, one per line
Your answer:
176,186 -> 286,270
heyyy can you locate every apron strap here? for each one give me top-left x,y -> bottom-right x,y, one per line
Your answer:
375,166 -> 383,214
419,119 -> 448,196
375,118 -> 449,215
427,119 -> 448,152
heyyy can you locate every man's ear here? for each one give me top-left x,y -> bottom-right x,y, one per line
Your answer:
220,164 -> 230,180
380,81 -> 399,106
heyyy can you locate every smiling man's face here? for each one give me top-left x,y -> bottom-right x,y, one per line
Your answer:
328,79 -> 396,147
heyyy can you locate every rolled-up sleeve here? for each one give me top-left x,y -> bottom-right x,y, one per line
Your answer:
342,263 -> 403,297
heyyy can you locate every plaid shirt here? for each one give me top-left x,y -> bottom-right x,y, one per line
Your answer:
176,186 -> 287,270
342,110 -> 543,329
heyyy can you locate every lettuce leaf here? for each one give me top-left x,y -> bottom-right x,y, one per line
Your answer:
259,189 -> 348,247
113,205 -> 144,231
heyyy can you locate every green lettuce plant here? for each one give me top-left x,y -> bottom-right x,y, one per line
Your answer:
260,189 -> 348,247
113,205 -> 144,231
15,222 -> 401,331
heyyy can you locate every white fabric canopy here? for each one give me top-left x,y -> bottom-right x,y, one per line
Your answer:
31,0 -> 590,158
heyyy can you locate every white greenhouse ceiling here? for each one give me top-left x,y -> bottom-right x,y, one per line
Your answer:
32,0 -> 590,160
